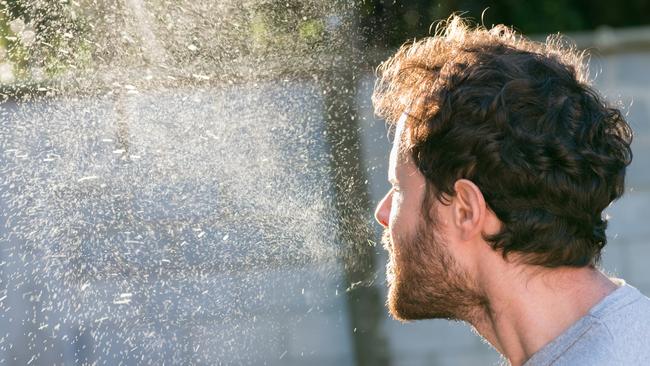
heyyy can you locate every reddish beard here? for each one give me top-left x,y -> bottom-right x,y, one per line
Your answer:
381,219 -> 487,322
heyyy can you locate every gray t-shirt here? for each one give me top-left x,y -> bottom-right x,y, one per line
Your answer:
524,280 -> 650,365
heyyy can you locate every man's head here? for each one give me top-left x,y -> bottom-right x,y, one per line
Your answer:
373,16 -> 632,321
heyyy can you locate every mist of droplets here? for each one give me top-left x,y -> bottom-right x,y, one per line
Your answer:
0,1 -> 376,364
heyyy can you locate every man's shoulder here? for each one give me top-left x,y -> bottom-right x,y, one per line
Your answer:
594,282 -> 650,330
525,282 -> 650,366
588,283 -> 650,363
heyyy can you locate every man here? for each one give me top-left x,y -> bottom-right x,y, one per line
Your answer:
372,16 -> 650,365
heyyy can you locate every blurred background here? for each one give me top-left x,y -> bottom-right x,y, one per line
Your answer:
0,1 -> 649,365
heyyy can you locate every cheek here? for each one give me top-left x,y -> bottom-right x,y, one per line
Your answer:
388,191 -> 404,227
389,190 -> 421,235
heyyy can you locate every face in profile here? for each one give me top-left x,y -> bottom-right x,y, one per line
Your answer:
375,115 -> 485,322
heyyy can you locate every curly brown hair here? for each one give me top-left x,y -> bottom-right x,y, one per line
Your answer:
372,16 -> 633,268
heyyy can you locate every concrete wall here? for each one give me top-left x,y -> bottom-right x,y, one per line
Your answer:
0,83 -> 356,365
357,46 -> 650,365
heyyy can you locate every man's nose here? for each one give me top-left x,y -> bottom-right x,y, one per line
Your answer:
374,191 -> 391,228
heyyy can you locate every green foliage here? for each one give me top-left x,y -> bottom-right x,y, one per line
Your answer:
0,0 -> 94,85
250,0 -> 330,53
357,0 -> 650,50
298,18 -> 325,44
7,0 -> 645,86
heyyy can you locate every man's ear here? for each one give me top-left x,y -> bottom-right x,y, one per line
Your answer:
451,179 -> 487,241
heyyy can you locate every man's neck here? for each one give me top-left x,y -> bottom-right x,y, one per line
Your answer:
469,265 -> 618,366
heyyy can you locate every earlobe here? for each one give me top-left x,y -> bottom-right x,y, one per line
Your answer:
453,179 -> 486,241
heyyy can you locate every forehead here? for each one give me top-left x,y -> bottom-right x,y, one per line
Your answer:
388,113 -> 410,179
